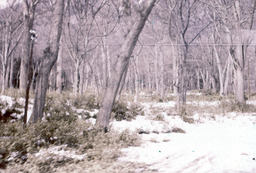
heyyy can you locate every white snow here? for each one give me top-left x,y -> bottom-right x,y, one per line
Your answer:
0,95 -> 14,107
35,145 -> 86,160
0,95 -> 33,122
113,101 -> 256,173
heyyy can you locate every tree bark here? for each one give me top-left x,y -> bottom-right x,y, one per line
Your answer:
96,0 -> 156,130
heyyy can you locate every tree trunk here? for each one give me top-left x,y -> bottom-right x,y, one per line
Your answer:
79,61 -> 85,95
147,60 -> 151,91
211,76 -> 217,93
30,63 -> 50,122
154,44 -> 159,93
30,0 -> 65,123
196,69 -> 200,91
134,55 -> 139,102
56,37 -> 63,93
1,60 -> 6,94
116,65 -> 129,101
234,67 -> 245,103
213,34 -> 224,96
73,61 -> 80,95
172,41 -> 179,95
101,37 -> 111,91
160,50 -> 165,99
10,56 -> 14,89
224,58 -> 231,96
232,1 -> 245,103
96,0 -> 156,130
101,41 -> 108,90
177,45 -> 188,113
20,0 -> 36,91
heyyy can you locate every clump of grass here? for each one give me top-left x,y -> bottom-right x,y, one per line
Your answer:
181,115 -> 195,124
218,99 -> 256,113
37,157 -> 74,173
112,102 -> 144,121
112,102 -> 130,121
44,93 -> 75,118
150,94 -> 165,102
2,88 -> 26,99
179,108 -> 195,124
172,127 -> 186,133
71,94 -> 100,110
129,103 -> 144,116
187,91 -> 221,102
249,92 -> 256,100
152,113 -> 165,121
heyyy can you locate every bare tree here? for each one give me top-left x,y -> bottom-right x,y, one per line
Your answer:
96,0 -> 157,130
168,0 -> 212,113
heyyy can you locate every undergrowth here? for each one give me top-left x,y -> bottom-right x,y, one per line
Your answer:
0,114 -> 140,172
1,92 -> 140,171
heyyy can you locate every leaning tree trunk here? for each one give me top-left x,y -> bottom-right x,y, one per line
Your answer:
29,0 -> 65,123
96,0 -> 156,130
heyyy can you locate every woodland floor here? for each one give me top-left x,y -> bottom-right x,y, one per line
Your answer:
0,91 -> 256,173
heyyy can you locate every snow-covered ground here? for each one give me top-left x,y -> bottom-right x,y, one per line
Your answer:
113,101 -> 256,173
1,94 -> 256,172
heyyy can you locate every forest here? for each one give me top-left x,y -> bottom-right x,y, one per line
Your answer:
0,0 -> 256,172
